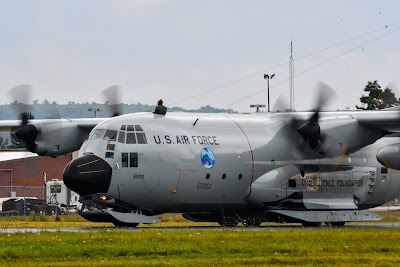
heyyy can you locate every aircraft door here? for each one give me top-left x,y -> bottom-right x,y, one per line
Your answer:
364,166 -> 390,206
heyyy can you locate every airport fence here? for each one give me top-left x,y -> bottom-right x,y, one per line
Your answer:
0,185 -> 78,216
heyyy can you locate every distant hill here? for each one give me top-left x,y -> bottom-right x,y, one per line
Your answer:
0,101 -> 237,120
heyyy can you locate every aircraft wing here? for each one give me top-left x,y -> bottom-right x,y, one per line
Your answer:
356,110 -> 400,132
0,117 -> 107,155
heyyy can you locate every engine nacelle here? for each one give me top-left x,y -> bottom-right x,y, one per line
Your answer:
247,165 -> 302,208
376,143 -> 400,170
16,120 -> 84,157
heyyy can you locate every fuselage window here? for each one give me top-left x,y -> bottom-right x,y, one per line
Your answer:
381,167 -> 388,174
126,133 -> 137,144
103,130 -> 118,141
130,153 -> 138,167
117,131 -> 126,143
91,129 -> 105,140
122,153 -> 128,167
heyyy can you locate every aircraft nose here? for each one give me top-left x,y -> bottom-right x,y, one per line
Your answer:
63,154 -> 112,196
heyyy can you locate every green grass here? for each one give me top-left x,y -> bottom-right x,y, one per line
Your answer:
1,228 -> 400,266
0,212 -> 399,266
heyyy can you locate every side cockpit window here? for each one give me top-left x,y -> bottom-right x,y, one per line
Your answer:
91,129 -> 105,140
117,131 -> 126,143
103,130 -> 118,141
118,124 -> 147,144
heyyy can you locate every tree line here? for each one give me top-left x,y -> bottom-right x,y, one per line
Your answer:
0,102 -> 236,120
0,80 -> 397,120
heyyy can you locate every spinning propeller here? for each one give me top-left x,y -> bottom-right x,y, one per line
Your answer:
101,85 -> 122,117
295,82 -> 336,150
7,84 -> 38,152
8,84 -> 123,155
273,81 -> 336,154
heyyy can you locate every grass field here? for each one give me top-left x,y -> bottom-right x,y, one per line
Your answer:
1,227 -> 400,266
0,211 -> 399,266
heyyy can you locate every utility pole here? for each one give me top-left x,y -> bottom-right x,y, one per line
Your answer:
264,74 -> 275,112
289,40 -> 295,111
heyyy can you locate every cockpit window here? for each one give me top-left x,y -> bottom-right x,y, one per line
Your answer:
119,124 -> 147,144
136,133 -> 147,144
91,129 -> 105,140
103,130 -> 118,141
117,131 -> 126,143
126,133 -> 137,144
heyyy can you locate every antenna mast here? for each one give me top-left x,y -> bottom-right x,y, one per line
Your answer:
289,40 -> 295,111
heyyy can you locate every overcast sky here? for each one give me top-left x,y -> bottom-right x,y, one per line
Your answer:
1,0 -> 399,112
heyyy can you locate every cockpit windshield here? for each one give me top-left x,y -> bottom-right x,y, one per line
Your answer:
117,124 -> 147,144
91,129 -> 105,140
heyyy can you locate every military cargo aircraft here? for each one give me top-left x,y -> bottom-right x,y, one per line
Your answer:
2,83 -> 400,227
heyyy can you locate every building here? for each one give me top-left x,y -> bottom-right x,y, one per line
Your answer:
0,152 -> 73,199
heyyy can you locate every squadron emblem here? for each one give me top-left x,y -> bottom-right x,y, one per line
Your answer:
201,147 -> 215,169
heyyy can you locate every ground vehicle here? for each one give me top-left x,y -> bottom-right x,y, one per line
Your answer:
46,179 -> 82,214
2,198 -> 61,216
0,179 -> 81,216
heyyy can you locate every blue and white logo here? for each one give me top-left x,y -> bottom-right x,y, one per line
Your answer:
201,147 -> 215,169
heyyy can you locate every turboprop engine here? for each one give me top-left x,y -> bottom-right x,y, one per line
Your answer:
15,120 -> 84,157
376,143 -> 400,170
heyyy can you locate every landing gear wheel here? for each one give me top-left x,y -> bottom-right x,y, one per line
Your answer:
218,218 -> 238,227
243,218 -> 262,227
301,221 -> 322,227
325,222 -> 346,227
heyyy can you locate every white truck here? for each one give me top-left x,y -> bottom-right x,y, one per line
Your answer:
45,179 -> 82,214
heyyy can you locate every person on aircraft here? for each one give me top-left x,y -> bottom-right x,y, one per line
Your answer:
153,99 -> 167,115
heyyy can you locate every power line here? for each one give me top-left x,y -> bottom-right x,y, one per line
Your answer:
218,26 -> 400,111
170,20 -> 400,107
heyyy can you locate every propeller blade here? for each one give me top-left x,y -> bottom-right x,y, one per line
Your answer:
101,85 -> 122,117
8,85 -> 63,156
272,94 -> 290,112
7,84 -> 34,125
291,81 -> 336,151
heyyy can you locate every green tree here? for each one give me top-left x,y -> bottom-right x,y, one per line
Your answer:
356,80 -> 399,110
